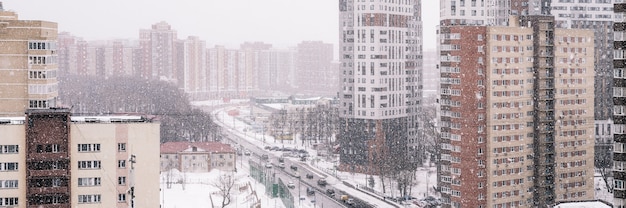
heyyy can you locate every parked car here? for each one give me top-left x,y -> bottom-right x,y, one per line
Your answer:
290,165 -> 298,171
278,157 -> 285,163
278,163 -> 285,169
244,150 -> 251,156
306,173 -> 314,179
261,154 -> 269,160
271,146 -> 280,151
287,181 -> 295,189
264,146 -> 271,150
265,163 -> 272,168
317,178 -> 327,186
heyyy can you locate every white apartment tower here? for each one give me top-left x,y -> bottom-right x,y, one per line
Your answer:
337,0 -> 423,173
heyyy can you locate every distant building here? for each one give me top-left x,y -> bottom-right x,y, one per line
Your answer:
0,6 -> 58,116
0,108 -> 160,207
139,21 -> 178,82
160,142 -> 236,172
295,41 -> 336,96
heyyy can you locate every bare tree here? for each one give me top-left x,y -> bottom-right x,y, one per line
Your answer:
210,173 -> 237,208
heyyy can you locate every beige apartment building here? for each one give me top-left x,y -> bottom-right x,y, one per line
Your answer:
0,6 -> 58,116
160,142 -> 236,173
0,109 -> 160,208
439,16 -> 595,207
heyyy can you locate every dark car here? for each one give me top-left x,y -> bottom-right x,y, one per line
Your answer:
306,187 -> 315,195
306,173 -> 314,179
264,146 -> 271,150
317,179 -> 327,186
261,154 -> 269,160
271,146 -> 280,151
290,165 -> 298,171
325,189 -> 335,196
278,157 -> 285,163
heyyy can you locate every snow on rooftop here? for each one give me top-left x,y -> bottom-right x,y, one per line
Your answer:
262,103 -> 285,110
553,201 -> 612,208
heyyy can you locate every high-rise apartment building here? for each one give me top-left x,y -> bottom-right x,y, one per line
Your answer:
613,2 -> 626,207
139,21 -> 178,82
0,109 -> 160,208
295,41 -> 336,96
438,16 -> 595,208
181,36 -> 207,99
337,0 -> 423,172
0,5 -> 58,116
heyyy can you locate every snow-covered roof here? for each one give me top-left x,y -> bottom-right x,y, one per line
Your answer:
160,142 -> 235,154
554,201 -> 611,208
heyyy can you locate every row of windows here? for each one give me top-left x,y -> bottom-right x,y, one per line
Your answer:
493,178 -> 524,187
0,163 -> 18,171
29,99 -> 53,109
493,112 -> 524,120
560,170 -> 587,179
559,88 -> 587,95
28,70 -> 57,79
493,156 -> 524,165
558,57 -> 588,64
78,144 -> 101,152
560,130 -> 587,137
0,145 -> 18,154
28,83 -> 58,95
78,161 -> 101,169
560,150 -> 587,158
493,145 -> 524,154
0,180 -> 18,189
78,177 -> 101,187
492,79 -> 525,86
493,135 -> 524,142
491,34 -> 532,42
559,99 -> 587,105
493,167 -> 524,176
493,190 -> 521,199
78,194 -> 101,204
0,198 -> 18,206
28,55 -> 57,65
560,160 -> 587,168
492,90 -> 524,97
28,41 -> 57,50
560,140 -> 587,148
562,119 -> 587,127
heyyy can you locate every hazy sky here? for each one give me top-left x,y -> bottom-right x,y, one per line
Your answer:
4,0 -> 439,50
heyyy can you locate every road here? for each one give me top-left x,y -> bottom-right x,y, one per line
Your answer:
213,107 -> 399,208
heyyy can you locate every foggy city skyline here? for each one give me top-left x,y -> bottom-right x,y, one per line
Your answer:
4,0 -> 440,53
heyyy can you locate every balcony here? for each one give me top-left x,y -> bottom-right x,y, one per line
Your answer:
28,169 -> 69,177
28,186 -> 69,195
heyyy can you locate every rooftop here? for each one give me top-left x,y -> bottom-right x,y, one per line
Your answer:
0,115 -> 150,125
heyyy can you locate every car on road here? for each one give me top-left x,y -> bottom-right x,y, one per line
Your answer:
265,163 -> 272,168
264,146 -> 271,150
290,165 -> 298,171
287,181 -> 295,189
271,146 -> 280,151
317,178 -> 327,186
278,157 -> 285,163
306,173 -> 314,179
244,150 -> 251,156
325,189 -> 335,197
278,163 -> 285,169
306,187 -> 315,195
346,198 -> 354,205
261,154 -> 269,160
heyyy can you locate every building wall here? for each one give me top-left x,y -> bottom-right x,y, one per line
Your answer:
484,26 -> 535,208
0,124 -> 26,208
0,13 -> 58,116
70,121 -> 160,208
614,3 -> 626,207
553,28 -> 595,202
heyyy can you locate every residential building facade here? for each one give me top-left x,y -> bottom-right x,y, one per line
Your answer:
614,2 -> 626,207
0,6 -> 58,116
0,109 -> 160,208
337,0 -> 423,173
438,16 -> 595,207
160,142 -> 236,172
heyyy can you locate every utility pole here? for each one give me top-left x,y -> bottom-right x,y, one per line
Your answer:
129,154 -> 136,208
